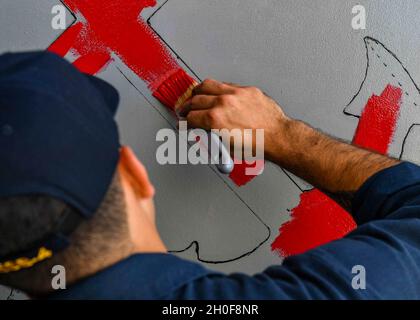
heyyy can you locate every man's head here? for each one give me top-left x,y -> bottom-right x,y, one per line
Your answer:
0,52 -> 165,296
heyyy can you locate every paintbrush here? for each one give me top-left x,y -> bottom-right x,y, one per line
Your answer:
153,69 -> 234,174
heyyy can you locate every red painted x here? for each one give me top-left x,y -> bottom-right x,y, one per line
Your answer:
48,0 -> 262,185
49,1 -> 401,258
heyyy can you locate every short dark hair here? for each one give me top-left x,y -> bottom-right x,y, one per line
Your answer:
0,172 -> 128,296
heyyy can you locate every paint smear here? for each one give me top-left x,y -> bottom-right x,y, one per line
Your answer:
229,160 -> 265,187
271,190 -> 356,257
353,85 -> 403,153
48,0 -> 259,186
272,85 -> 403,257
48,0 -> 179,89
48,22 -> 83,57
73,52 -> 112,75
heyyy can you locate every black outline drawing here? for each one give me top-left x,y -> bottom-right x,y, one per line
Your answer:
344,36 -> 420,161
6,289 -> 14,300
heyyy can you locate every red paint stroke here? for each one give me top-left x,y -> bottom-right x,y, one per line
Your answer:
272,85 -> 403,257
229,160 -> 265,187
271,190 -> 356,257
48,0 -> 260,186
48,22 -> 83,57
48,0 -> 179,90
353,85 -> 403,154
73,52 -> 112,75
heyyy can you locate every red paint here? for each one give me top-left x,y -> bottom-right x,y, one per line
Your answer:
48,22 -> 83,57
48,0 -> 179,91
272,85 -> 403,257
271,190 -> 356,257
48,0 -> 260,186
229,160 -> 265,187
353,85 -> 403,154
152,69 -> 196,110
73,52 -> 112,75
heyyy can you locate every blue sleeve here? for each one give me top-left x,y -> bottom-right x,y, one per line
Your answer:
172,162 -> 420,299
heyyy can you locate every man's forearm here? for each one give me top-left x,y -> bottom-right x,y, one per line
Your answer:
267,119 -> 400,211
183,79 -> 400,212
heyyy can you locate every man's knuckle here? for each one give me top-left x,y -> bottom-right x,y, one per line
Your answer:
219,95 -> 234,105
207,109 -> 222,126
215,95 -> 226,105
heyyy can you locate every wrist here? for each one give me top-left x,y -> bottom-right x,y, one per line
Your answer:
265,116 -> 296,162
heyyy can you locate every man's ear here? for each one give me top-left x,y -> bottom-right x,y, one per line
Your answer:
118,146 -> 155,199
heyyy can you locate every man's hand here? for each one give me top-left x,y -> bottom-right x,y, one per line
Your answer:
179,79 -> 288,159
180,78 -> 400,213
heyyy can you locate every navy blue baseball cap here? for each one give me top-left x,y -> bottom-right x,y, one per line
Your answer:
0,51 -> 121,262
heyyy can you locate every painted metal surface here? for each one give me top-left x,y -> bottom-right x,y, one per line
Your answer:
0,0 -> 419,299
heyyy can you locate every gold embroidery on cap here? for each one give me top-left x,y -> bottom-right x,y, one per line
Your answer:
0,247 -> 53,273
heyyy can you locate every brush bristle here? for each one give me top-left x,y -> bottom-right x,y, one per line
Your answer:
152,69 -> 198,111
